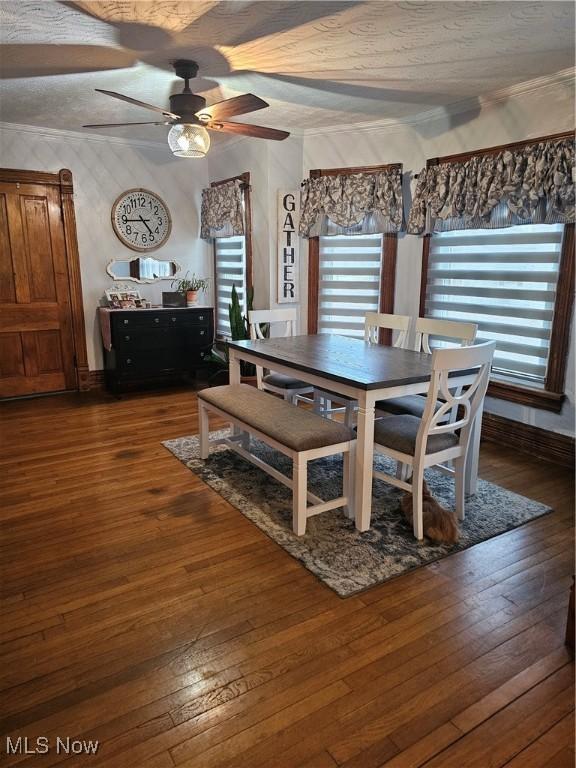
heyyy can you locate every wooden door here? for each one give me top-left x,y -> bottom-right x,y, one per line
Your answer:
0,179 -> 78,397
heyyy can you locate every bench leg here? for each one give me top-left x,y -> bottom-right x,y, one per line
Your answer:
293,455 -> 308,536
199,403 -> 210,459
343,443 -> 355,520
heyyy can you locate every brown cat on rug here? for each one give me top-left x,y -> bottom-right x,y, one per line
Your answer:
401,480 -> 459,544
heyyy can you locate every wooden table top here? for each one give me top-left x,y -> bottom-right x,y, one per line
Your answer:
229,334 -> 444,391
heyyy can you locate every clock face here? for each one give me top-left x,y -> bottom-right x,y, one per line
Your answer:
111,188 -> 172,252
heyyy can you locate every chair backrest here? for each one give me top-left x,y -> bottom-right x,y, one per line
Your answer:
415,317 -> 478,354
249,308 -> 297,340
418,341 -> 496,453
364,312 -> 411,347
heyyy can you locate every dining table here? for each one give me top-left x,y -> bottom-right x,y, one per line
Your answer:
227,334 -> 483,532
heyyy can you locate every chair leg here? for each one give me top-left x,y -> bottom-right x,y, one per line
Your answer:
199,403 -> 210,459
454,456 -> 466,520
344,401 -> 355,428
343,443 -> 355,520
396,462 -> 409,482
313,390 -> 323,414
412,465 -> 425,541
292,455 -> 308,535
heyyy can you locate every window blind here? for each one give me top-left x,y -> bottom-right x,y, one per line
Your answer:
425,223 -> 564,384
214,235 -> 246,338
318,234 -> 383,337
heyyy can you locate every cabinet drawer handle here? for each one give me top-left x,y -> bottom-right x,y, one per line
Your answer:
125,335 -> 130,341
123,319 -> 129,325
198,315 -> 204,321
200,330 -> 205,335
126,358 -> 132,364
154,317 -> 160,324
171,317 -> 177,322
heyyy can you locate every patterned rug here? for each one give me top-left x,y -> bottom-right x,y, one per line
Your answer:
163,430 -> 552,597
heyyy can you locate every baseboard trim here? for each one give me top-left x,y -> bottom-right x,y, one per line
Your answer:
88,370 -> 105,390
482,412 -> 575,468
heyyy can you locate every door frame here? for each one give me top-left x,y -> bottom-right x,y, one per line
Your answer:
0,167 -> 89,391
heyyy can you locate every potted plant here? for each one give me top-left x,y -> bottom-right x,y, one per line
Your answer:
207,285 -> 268,385
171,272 -> 210,306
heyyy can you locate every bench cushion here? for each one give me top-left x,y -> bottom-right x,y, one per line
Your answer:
199,384 -> 354,452
263,373 -> 312,390
373,415 -> 459,455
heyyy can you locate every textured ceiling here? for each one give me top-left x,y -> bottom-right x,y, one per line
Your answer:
0,0 -> 574,145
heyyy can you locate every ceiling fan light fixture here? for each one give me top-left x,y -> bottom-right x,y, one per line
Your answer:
167,123 -> 210,158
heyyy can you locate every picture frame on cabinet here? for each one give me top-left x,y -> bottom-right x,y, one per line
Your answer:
106,289 -> 142,308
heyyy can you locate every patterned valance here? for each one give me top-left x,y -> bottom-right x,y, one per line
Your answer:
299,168 -> 404,238
407,137 -> 575,235
201,179 -> 245,240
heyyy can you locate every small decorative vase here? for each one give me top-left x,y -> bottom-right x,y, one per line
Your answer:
186,290 -> 198,307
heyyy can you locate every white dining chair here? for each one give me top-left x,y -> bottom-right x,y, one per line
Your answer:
315,312 -> 411,426
364,311 -> 411,347
375,317 -> 478,420
248,309 -> 314,404
371,341 -> 495,540
414,317 -> 478,354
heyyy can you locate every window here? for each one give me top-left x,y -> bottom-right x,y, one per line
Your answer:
421,222 -> 573,411
425,223 -> 564,384
214,235 -> 247,338
317,234 -> 383,337
307,164 -> 399,341
417,132 -> 574,413
212,173 -> 252,339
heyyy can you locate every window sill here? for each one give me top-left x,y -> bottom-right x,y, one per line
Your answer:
487,379 -> 565,413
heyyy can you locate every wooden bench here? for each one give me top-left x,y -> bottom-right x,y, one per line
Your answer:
198,384 -> 356,535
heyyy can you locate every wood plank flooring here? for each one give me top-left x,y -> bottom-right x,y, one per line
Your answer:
0,388 -> 573,767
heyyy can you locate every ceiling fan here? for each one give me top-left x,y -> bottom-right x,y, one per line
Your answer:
83,59 -> 289,157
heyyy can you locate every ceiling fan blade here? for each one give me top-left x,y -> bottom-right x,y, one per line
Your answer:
207,121 -> 289,141
197,94 -> 268,122
83,122 -> 168,128
95,89 -> 180,119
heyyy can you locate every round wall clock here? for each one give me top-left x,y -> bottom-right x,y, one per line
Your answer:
111,188 -> 172,252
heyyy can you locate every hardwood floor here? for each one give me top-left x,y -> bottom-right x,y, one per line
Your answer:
0,388 -> 573,767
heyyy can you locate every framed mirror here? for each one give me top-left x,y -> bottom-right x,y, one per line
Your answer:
106,257 -> 181,284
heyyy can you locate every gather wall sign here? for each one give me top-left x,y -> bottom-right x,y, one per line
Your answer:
277,190 -> 299,304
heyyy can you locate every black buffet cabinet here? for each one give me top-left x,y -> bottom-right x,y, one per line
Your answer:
104,308 -> 214,393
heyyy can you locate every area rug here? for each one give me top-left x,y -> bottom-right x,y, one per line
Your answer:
163,430 -> 552,597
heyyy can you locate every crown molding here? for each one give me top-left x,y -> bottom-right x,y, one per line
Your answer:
0,119 -> 301,158
302,67 -> 576,138
0,120 -> 173,151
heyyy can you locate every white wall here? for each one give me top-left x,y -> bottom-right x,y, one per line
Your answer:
207,77 -> 575,435
0,124 -> 212,371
